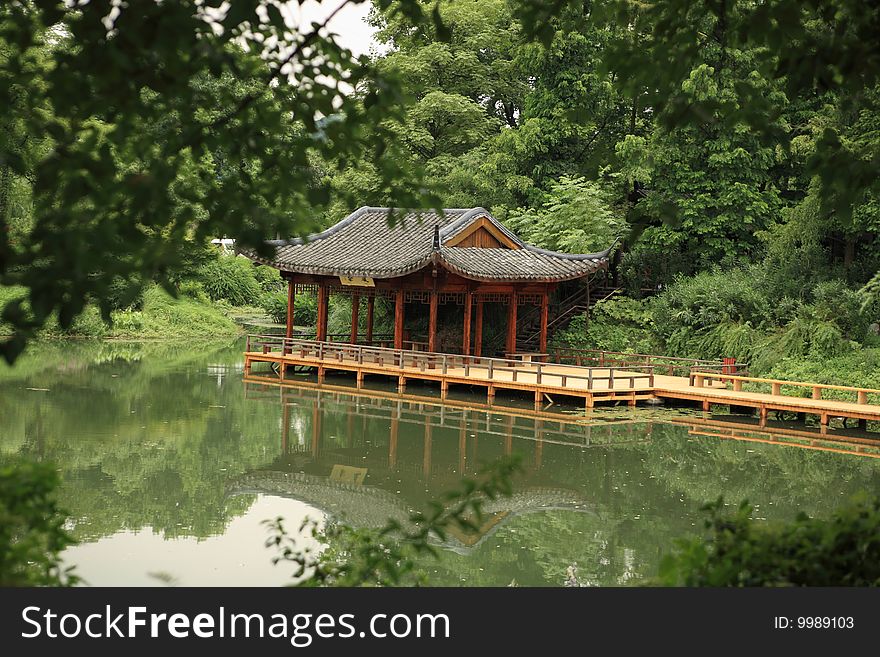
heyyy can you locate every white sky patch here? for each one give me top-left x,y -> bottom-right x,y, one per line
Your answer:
283,1 -> 378,58
198,1 -> 378,58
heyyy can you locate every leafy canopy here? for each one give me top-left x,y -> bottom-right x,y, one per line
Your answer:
660,496 -> 880,586
1,0 -> 430,362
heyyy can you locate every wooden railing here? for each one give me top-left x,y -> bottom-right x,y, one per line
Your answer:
553,347 -> 746,377
247,335 -> 655,391
689,371 -> 880,406
288,331 -> 395,345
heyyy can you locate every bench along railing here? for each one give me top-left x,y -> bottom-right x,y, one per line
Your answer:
553,348 -> 746,377
247,335 -> 655,391
689,371 -> 880,406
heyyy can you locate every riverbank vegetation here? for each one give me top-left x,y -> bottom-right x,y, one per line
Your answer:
3,1 -> 880,371
659,497 -> 880,587
0,252 -> 261,340
3,0 -> 880,589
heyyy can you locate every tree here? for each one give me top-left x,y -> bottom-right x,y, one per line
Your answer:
0,1 -> 441,362
505,175 -> 622,253
595,0 -> 880,270
0,461 -> 79,586
614,60 -> 785,269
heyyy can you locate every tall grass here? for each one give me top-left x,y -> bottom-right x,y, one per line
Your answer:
196,255 -> 262,306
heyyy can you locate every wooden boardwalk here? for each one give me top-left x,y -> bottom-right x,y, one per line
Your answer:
244,336 -> 880,431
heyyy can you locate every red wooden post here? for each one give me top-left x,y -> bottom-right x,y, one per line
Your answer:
389,415 -> 399,468
394,289 -> 405,350
311,400 -> 321,457
462,291 -> 473,355
539,290 -> 549,354
474,299 -> 484,358
422,417 -> 433,478
366,295 -> 374,344
428,290 -> 439,352
285,280 -> 295,339
316,283 -> 329,342
506,290 -> 518,355
458,418 -> 467,475
350,293 -> 359,344
281,403 -> 290,454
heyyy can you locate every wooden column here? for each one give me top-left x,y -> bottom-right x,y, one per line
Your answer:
285,280 -> 295,339
311,399 -> 321,457
394,289 -> 405,350
585,280 -> 591,326
349,294 -> 359,344
389,415 -> 398,468
281,402 -> 290,454
366,296 -> 375,343
539,290 -> 549,353
423,417 -> 433,479
535,419 -> 544,469
428,290 -> 439,352
506,290 -> 518,355
458,417 -> 467,475
462,291 -> 472,355
474,299 -> 484,357
316,283 -> 329,342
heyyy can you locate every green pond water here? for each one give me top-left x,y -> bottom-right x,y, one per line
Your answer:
1,338 -> 879,586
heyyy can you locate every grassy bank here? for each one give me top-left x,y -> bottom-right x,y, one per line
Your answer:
555,268 -> 880,390
1,285 -> 243,340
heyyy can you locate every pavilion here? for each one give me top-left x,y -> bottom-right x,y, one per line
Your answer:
241,207 -> 613,356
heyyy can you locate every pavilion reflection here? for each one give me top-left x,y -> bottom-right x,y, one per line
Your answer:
237,375 -> 880,552
236,377 -> 647,550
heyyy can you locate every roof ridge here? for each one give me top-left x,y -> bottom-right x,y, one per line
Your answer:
267,206 -> 481,247
438,207 -> 527,248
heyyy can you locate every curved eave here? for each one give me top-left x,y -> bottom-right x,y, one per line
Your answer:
241,249 -> 610,283
435,254 -> 608,284
521,238 -> 619,261
239,249 -> 435,279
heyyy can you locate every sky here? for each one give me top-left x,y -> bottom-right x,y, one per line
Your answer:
282,1 -> 380,58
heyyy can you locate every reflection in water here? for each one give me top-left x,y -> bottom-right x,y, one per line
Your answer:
1,338 -> 879,586
62,496 -> 322,587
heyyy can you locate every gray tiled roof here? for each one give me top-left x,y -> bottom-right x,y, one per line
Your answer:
240,207 -> 612,282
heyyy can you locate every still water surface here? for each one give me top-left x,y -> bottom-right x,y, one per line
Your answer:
1,339 -> 878,586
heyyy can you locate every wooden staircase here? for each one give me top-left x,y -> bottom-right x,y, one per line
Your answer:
515,285 -> 621,352
481,282 -> 621,355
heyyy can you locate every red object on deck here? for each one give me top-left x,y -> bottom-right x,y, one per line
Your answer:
722,357 -> 737,375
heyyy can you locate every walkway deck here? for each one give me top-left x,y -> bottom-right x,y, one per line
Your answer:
244,336 -> 880,431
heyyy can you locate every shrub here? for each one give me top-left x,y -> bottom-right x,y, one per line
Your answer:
659,496 -> 880,586
196,255 -> 262,306
178,279 -> 210,303
554,296 -> 658,353
0,461 -> 79,586
67,305 -> 109,337
253,265 -> 284,293
652,267 -> 771,343
260,290 -> 288,324
104,276 -> 146,311
259,290 -> 318,328
108,286 -> 238,338
810,279 -> 869,342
